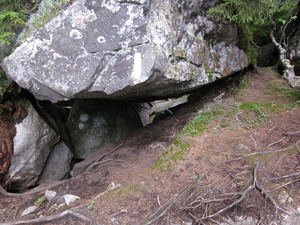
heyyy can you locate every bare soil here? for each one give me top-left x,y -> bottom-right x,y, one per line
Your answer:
0,67 -> 300,225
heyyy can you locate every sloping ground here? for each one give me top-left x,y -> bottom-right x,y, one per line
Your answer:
0,67 -> 299,225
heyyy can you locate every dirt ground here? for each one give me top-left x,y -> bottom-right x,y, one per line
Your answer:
0,67 -> 300,225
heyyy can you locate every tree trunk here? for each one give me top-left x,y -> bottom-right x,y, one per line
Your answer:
270,22 -> 299,88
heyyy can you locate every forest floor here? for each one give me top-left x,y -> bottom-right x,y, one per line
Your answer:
0,67 -> 300,225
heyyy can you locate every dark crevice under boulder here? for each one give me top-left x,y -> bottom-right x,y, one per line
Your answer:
66,99 -> 143,159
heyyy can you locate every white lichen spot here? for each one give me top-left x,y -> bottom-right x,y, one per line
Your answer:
80,114 -> 89,122
97,36 -> 106,44
126,55 -> 133,60
69,29 -> 83,39
72,17 -> 84,28
78,123 -> 85,129
68,2 -> 97,30
117,5 -> 143,35
147,2 -> 173,52
94,117 -> 106,127
186,23 -> 197,38
132,52 -> 142,82
117,26 -> 126,35
87,13 -> 97,22
53,52 -> 64,60
101,0 -> 120,13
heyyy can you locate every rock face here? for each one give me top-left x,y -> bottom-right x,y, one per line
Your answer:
5,99 -> 72,191
8,103 -> 59,190
66,100 -> 142,159
1,0 -> 248,103
288,29 -> 300,76
37,140 -> 73,184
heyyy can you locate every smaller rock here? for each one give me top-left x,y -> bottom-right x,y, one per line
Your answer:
37,140 -> 73,184
45,190 -> 57,201
235,144 -> 248,150
182,221 -> 193,225
134,102 -> 152,126
8,102 -> 60,191
63,194 -> 80,207
21,206 -> 38,217
278,190 -> 289,205
220,216 -> 258,225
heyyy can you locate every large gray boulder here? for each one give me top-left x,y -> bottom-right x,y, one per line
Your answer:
1,0 -> 248,103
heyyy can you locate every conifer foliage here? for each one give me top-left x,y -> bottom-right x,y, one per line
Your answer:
0,0 -> 39,95
0,0 -> 38,45
209,0 -> 299,75
209,0 -> 297,26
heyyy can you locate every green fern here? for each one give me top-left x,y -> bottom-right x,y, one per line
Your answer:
0,0 -> 39,98
0,11 -> 26,29
0,32 -> 16,44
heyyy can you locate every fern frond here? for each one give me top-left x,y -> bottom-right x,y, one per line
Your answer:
0,32 -> 15,44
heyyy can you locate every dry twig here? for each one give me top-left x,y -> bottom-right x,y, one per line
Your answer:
270,178 -> 300,192
268,172 -> 300,181
250,133 -> 257,149
268,137 -> 286,147
284,131 -> 300,135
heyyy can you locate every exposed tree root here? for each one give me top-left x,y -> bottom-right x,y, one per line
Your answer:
271,179 -> 300,192
144,187 -> 190,225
